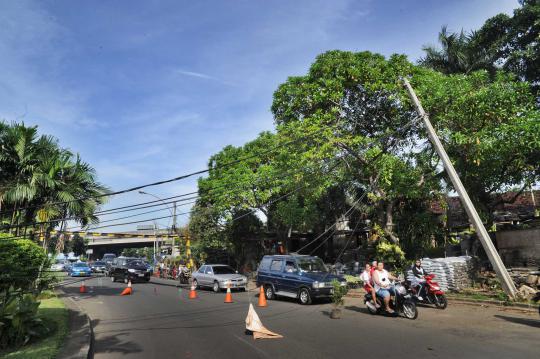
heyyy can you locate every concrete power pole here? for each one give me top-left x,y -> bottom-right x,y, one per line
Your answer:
402,78 -> 517,299
172,201 -> 177,256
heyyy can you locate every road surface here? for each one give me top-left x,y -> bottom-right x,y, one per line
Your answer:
59,276 -> 539,359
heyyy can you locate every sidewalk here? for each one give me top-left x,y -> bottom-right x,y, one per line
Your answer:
56,291 -> 93,359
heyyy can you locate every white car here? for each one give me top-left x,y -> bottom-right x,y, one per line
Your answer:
192,264 -> 247,292
51,260 -> 70,271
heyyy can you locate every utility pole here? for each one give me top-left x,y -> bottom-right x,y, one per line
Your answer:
402,78 -> 517,299
172,201 -> 177,256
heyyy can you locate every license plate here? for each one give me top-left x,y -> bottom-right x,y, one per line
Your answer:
138,274 -> 144,277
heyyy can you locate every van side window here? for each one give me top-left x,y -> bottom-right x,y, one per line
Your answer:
285,261 -> 296,273
259,258 -> 271,271
270,260 -> 283,272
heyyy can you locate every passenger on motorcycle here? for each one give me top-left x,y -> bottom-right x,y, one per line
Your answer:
360,263 -> 379,308
373,261 -> 397,314
412,259 -> 428,300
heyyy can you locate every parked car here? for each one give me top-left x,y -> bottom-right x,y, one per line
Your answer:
69,262 -> 92,277
192,264 -> 247,292
90,261 -> 107,273
50,260 -> 70,271
110,258 -> 151,283
256,254 -> 347,305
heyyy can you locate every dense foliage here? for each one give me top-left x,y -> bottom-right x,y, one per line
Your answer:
0,122 -> 109,250
191,45 -> 540,265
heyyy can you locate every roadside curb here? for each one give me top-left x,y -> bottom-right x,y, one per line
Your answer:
345,292 -> 539,313
56,291 -> 93,359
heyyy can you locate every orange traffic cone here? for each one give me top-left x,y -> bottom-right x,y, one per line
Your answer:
224,284 -> 233,303
258,286 -> 267,307
189,284 -> 197,299
79,281 -> 87,293
120,280 -> 132,296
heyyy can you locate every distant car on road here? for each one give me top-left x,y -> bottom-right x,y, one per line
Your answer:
192,264 -> 247,292
256,254 -> 346,305
90,261 -> 107,273
69,262 -> 92,277
51,260 -> 71,271
110,258 -> 151,283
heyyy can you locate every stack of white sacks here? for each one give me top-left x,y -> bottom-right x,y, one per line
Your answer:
406,256 -> 474,291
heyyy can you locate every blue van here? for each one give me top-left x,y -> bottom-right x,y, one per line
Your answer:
256,254 -> 347,305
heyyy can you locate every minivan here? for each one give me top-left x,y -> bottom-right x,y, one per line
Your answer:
256,254 -> 346,305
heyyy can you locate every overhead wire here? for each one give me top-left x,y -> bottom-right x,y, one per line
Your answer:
0,122 -> 336,218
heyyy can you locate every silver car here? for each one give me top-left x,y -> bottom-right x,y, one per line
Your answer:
192,264 -> 247,292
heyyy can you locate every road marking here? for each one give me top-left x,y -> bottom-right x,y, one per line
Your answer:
233,334 -> 271,358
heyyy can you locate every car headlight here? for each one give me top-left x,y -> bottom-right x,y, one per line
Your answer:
432,286 -> 440,290
128,269 -> 136,273
312,281 -> 325,288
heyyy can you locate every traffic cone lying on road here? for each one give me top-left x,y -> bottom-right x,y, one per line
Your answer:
189,284 -> 197,299
258,286 -> 267,307
79,281 -> 87,294
245,303 -> 282,339
120,280 -> 132,296
224,284 -> 233,303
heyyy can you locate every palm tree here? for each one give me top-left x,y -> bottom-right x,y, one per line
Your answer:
0,122 -> 109,247
419,26 -> 496,75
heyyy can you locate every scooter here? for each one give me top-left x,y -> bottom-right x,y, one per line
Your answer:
533,291 -> 540,316
364,281 -> 418,320
409,274 -> 447,309
178,267 -> 191,285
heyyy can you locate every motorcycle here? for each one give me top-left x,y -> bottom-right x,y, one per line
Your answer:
178,266 -> 191,285
409,274 -> 447,309
533,291 -> 540,316
364,281 -> 418,320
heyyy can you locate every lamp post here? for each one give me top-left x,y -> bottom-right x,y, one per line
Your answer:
138,191 -> 178,256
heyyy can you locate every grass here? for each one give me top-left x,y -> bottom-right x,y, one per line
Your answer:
0,297 -> 69,359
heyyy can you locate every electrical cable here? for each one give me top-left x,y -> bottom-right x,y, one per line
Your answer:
0,123 -> 336,217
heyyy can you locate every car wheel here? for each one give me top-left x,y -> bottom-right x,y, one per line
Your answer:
298,288 -> 312,305
192,279 -> 198,289
213,281 -> 220,293
264,285 -> 275,300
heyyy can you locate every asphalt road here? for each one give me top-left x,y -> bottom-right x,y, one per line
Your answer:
58,276 -> 539,359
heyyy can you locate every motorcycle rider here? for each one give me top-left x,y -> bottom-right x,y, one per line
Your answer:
373,261 -> 397,314
360,263 -> 379,309
412,259 -> 428,300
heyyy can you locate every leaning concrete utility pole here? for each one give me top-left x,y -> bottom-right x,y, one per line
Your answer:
402,78 -> 517,299
172,201 -> 177,255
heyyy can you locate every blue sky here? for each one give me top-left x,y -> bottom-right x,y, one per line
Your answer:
0,0 -> 518,231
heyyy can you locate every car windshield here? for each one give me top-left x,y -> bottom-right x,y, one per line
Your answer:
212,266 -> 235,275
73,263 -> 88,268
129,260 -> 145,267
297,258 -> 327,273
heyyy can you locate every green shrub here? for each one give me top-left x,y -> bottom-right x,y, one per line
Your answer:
375,240 -> 406,269
331,279 -> 348,307
0,236 -> 49,294
0,294 -> 50,349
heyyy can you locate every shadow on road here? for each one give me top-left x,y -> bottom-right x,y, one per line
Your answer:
344,305 -> 371,315
494,315 -> 540,328
93,332 -> 143,355
60,286 -> 128,298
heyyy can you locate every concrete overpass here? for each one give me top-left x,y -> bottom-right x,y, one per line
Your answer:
84,231 -> 179,259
